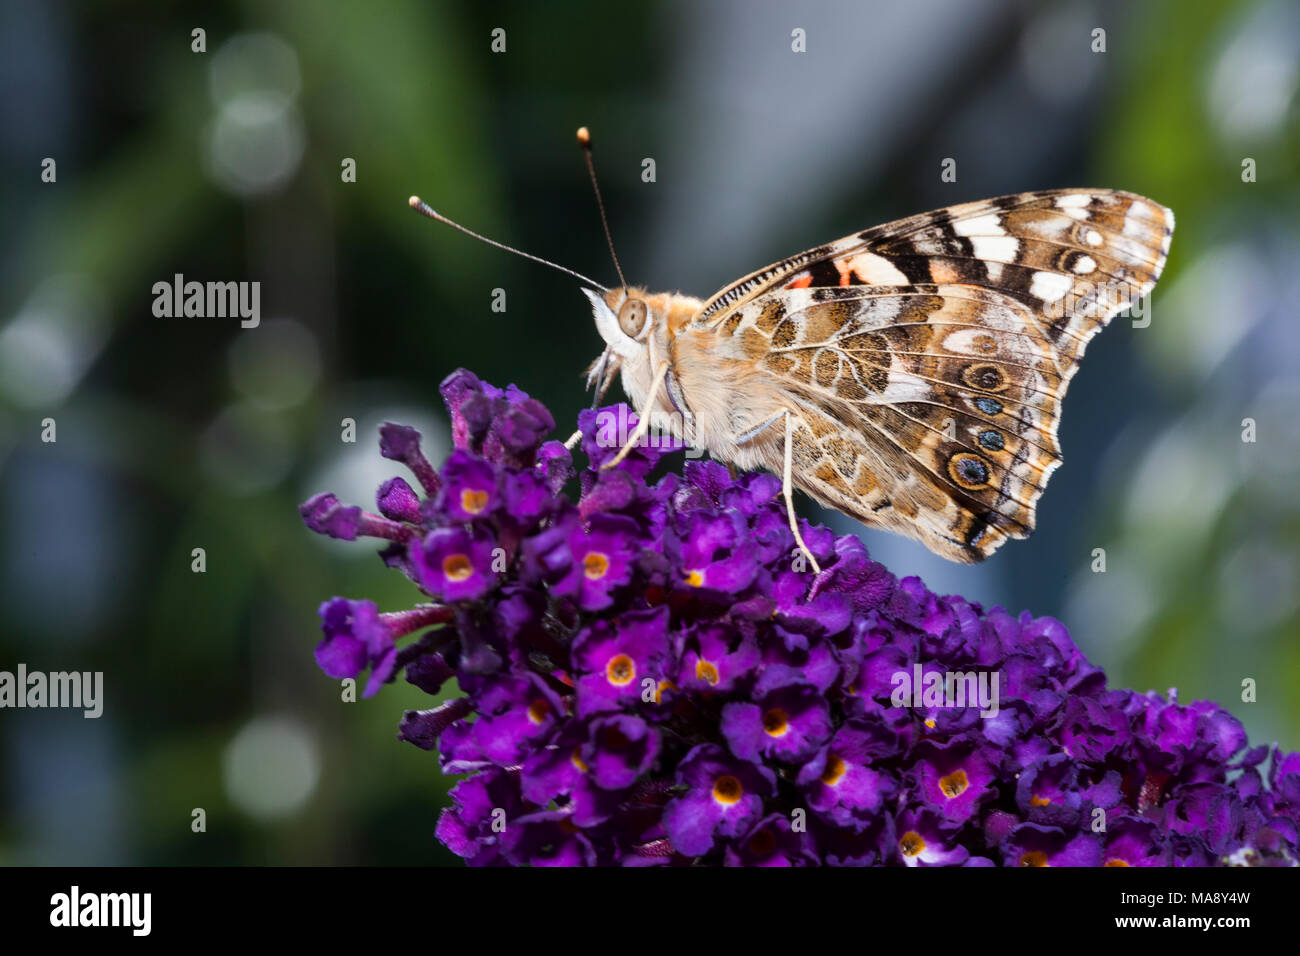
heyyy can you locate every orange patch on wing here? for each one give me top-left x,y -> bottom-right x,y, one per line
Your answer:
929,260 -> 962,284
785,274 -> 813,290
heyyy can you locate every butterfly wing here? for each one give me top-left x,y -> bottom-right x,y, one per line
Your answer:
693,190 -> 1174,562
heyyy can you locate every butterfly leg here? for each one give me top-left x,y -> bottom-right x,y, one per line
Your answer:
727,409 -> 821,574
563,430 -> 583,450
586,346 -> 620,409
782,411 -> 822,574
602,358 -> 670,470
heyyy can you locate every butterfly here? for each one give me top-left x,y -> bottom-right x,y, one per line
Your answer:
412,130 -> 1174,571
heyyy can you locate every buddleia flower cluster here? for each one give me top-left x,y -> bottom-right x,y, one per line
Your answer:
300,369 -> 1300,866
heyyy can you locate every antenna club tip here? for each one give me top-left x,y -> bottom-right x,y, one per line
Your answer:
576,126 -> 591,146
408,195 -> 422,208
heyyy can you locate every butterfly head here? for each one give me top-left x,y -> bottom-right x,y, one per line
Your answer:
583,286 -> 655,360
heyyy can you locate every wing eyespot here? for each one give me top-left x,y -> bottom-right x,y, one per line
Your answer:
947,452 -> 992,490
962,363 -> 1010,393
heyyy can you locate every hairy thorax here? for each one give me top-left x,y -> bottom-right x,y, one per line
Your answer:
614,290 -> 790,473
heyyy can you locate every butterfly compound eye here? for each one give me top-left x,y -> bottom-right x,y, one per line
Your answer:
618,298 -> 648,338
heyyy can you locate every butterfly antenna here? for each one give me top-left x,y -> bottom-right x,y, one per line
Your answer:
576,127 -> 628,290
408,196 -> 609,293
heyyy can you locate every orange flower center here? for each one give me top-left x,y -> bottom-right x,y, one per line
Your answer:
460,488 -> 489,514
938,769 -> 969,799
712,774 -> 743,805
1019,851 -> 1049,867
820,754 -> 847,786
654,679 -> 676,704
442,553 -> 473,581
695,659 -> 720,685
583,551 -> 610,580
606,654 -> 635,686
1104,859 -> 1130,867
899,831 -> 926,857
763,707 -> 790,737
526,698 -> 550,725
685,569 -> 704,587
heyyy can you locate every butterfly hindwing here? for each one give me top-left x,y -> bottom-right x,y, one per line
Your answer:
722,285 -> 1060,560
696,189 -> 1174,561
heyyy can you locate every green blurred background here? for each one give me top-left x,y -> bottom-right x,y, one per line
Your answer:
1,0 -> 1296,864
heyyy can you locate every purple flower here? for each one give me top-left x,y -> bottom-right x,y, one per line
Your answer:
379,422 -> 440,496
315,598 -> 394,696
571,607 -> 670,717
412,525 -> 498,602
722,665 -> 833,763
300,492 -> 412,543
676,623 -> 761,694
398,697 -> 472,750
579,404 -> 681,479
435,769 -> 525,864
555,514 -> 641,611
662,744 -> 776,857
519,720 -> 621,827
535,440 -> 575,494
470,674 -> 565,764
1002,822 -> 1103,867
672,512 -> 759,594
300,493 -> 362,539
894,807 -> 970,866
913,737 -> 997,824
377,476 -> 422,523
502,468 -> 555,525
440,368 -> 553,468
797,721 -> 898,830
490,387 -> 553,466
724,813 -> 814,867
314,599 -> 453,698
439,370 -> 501,453
501,811 -> 597,867
301,370 -> 1300,866
1101,817 -> 1167,866
579,714 -> 660,790
437,451 -> 499,522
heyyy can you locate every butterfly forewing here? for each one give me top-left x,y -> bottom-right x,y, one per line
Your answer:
692,189 -> 1174,562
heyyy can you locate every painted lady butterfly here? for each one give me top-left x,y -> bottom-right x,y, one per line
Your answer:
414,131 -> 1174,571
